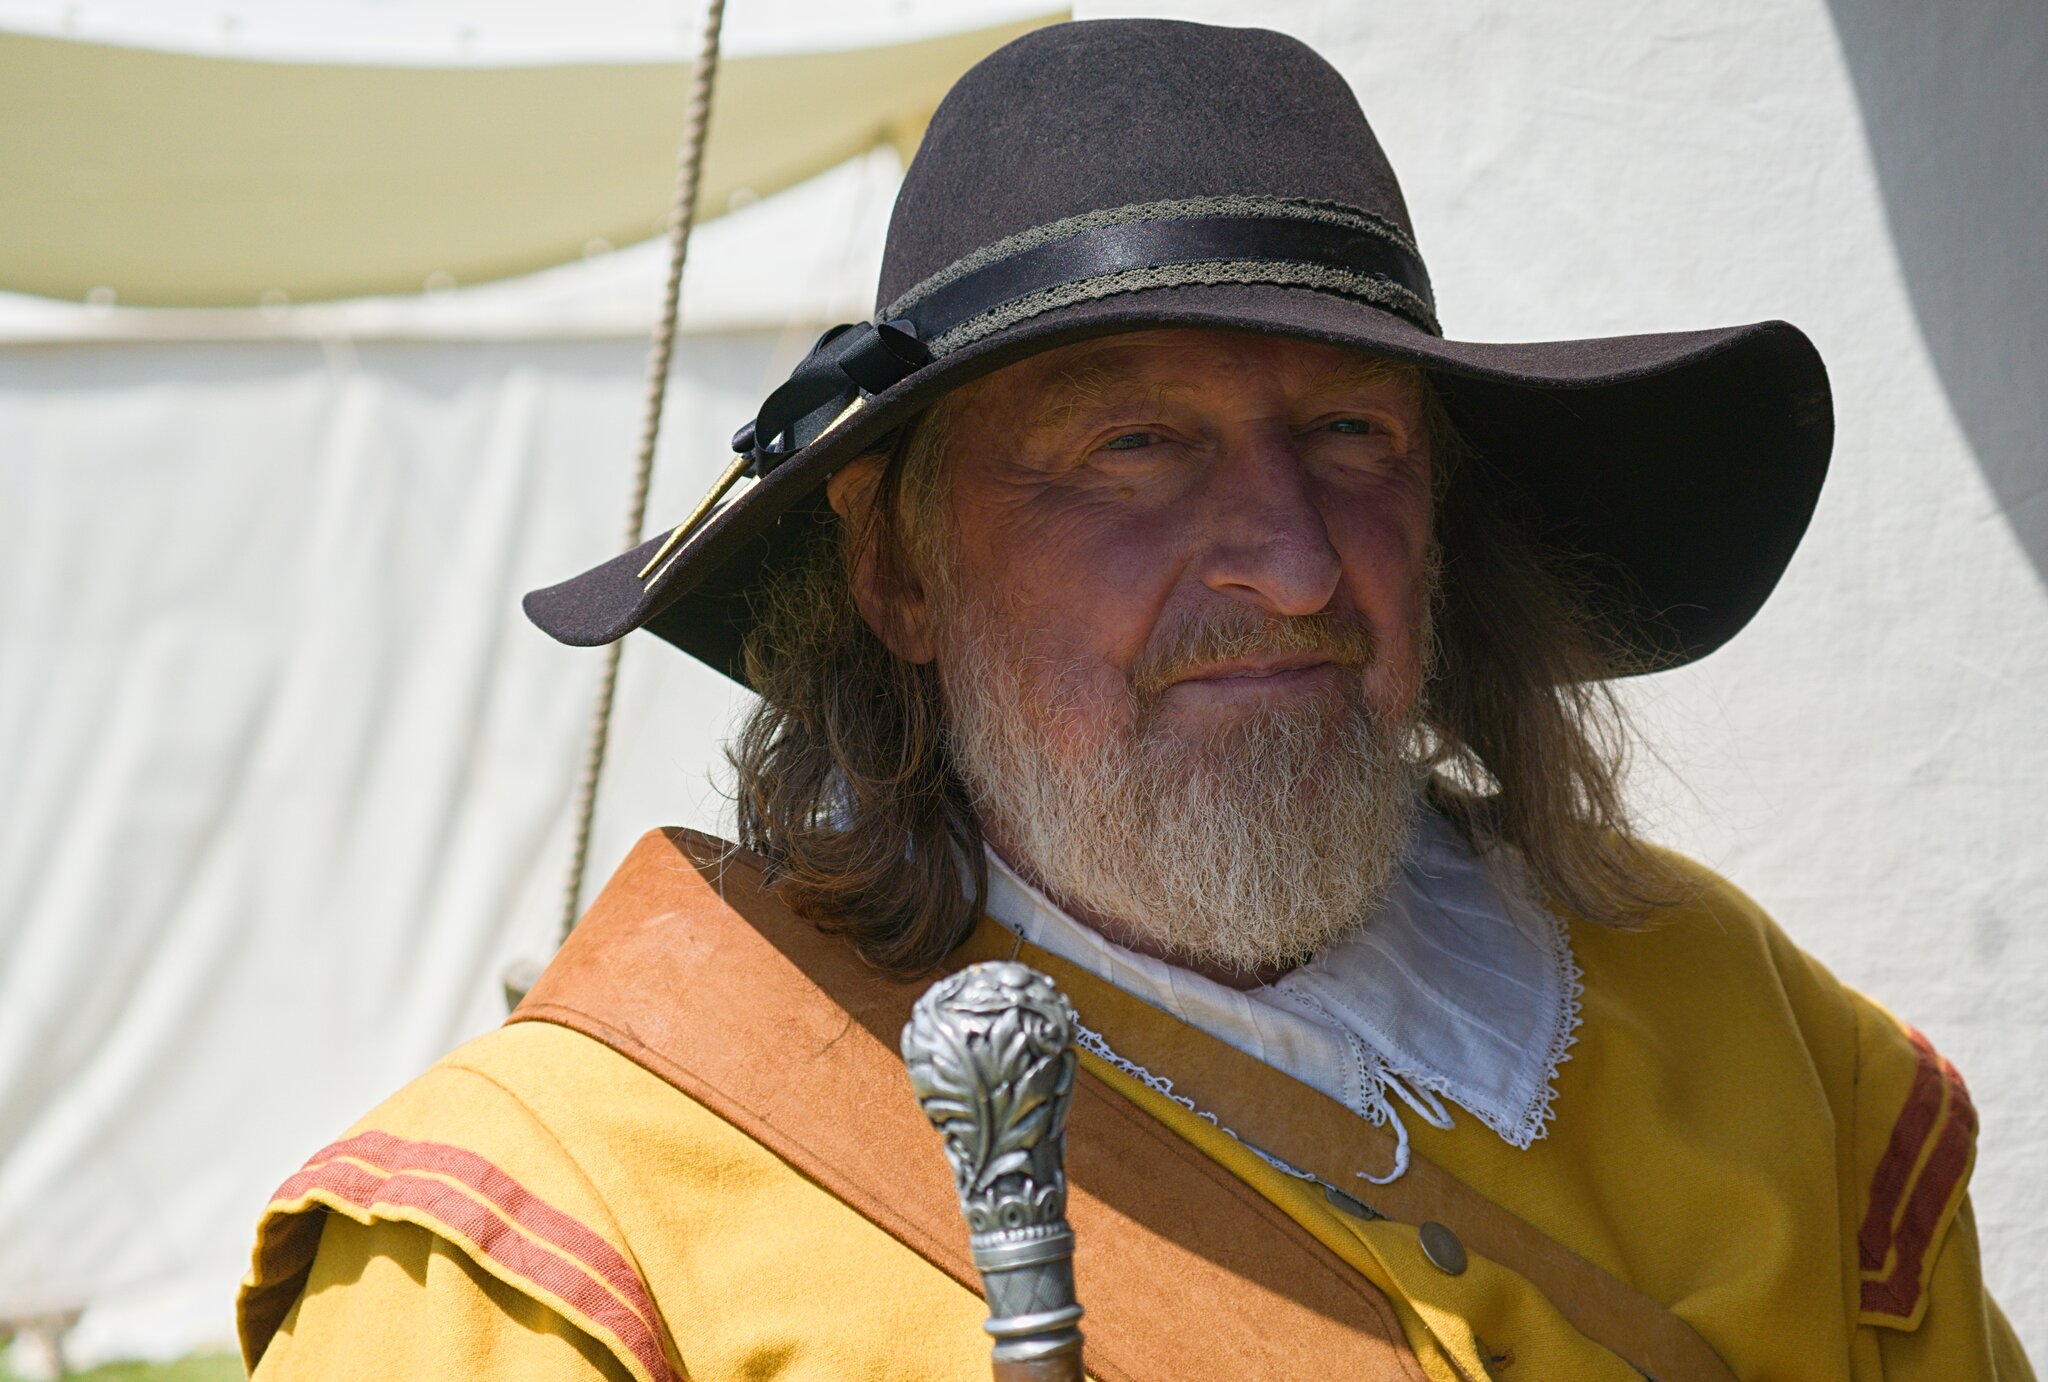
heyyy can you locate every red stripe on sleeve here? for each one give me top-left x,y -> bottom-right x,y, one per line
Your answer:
1856,1033 -> 1977,1322
273,1136 -> 674,1382
1855,1029 -> 1944,1274
289,1131 -> 655,1328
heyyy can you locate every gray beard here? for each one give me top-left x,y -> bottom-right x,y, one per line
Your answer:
939,607 -> 1420,977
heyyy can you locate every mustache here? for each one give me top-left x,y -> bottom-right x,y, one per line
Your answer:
1129,609 -> 1379,703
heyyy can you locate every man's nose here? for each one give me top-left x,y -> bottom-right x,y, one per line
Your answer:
1192,431 -> 1342,617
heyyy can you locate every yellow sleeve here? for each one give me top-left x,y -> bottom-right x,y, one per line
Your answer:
242,1024 -> 993,1381
1864,1198 -> 2035,1381
1835,989 -> 2036,1380
238,1058 -> 683,1382
252,1214 -> 635,1382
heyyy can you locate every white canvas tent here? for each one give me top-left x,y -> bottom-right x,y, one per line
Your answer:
0,3 -> 1060,1367
1,0 -> 2043,1369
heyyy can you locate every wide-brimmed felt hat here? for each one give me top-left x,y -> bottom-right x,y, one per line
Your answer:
526,18 -> 1832,680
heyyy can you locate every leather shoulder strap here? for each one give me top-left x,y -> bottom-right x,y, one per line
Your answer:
514,829 -> 1424,1382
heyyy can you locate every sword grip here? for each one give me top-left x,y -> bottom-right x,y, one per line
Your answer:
903,962 -> 1086,1382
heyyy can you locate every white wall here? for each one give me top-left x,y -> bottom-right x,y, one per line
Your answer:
1079,0 -> 2048,1352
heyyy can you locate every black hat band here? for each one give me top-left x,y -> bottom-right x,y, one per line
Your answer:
890,194 -> 1439,349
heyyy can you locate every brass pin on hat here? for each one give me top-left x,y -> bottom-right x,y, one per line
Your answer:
637,395 -> 869,586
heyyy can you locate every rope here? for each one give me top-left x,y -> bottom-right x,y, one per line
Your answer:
556,0 -> 728,946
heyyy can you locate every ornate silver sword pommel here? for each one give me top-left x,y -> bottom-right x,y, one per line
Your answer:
902,961 -> 1086,1382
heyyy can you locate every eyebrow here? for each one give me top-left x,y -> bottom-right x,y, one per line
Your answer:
1026,359 -> 1201,435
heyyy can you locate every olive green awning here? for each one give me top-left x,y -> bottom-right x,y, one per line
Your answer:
0,15 -> 1060,307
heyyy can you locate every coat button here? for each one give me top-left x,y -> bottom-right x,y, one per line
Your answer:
1419,1221 -> 1467,1275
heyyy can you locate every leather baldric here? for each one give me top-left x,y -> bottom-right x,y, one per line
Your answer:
512,829 -> 1733,1382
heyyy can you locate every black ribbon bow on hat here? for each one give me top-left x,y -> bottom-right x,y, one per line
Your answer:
732,319 -> 931,472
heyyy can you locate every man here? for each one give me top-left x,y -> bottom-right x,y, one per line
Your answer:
237,19 -> 2033,1380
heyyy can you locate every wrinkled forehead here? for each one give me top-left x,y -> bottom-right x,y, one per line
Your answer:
952,327 -> 1425,441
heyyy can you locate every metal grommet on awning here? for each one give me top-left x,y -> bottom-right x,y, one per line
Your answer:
1419,1220 -> 1467,1275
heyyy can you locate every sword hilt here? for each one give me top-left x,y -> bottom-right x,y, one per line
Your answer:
902,961 -> 1085,1382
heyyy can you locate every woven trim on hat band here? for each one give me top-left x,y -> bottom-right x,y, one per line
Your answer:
926,259 -> 1434,357
885,195 -> 1426,317
884,195 -> 1440,351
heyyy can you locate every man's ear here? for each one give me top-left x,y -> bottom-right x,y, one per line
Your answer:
827,455 -> 937,665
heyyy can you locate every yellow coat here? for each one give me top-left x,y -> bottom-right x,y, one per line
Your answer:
238,844 -> 2032,1380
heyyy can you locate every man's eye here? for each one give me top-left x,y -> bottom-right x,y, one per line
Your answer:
1328,418 -> 1377,435
1102,431 -> 1159,452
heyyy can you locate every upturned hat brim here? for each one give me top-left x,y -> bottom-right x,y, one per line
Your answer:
524,281 -> 1830,682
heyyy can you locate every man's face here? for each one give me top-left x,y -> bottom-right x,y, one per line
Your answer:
851,327 -> 1437,977
930,328 -> 1436,742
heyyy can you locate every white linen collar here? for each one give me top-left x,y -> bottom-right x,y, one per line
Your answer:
980,807 -> 1582,1155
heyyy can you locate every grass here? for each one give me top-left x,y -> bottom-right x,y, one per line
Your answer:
0,1352 -> 243,1382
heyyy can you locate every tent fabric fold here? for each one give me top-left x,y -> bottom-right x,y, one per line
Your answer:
0,13 -> 1060,307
